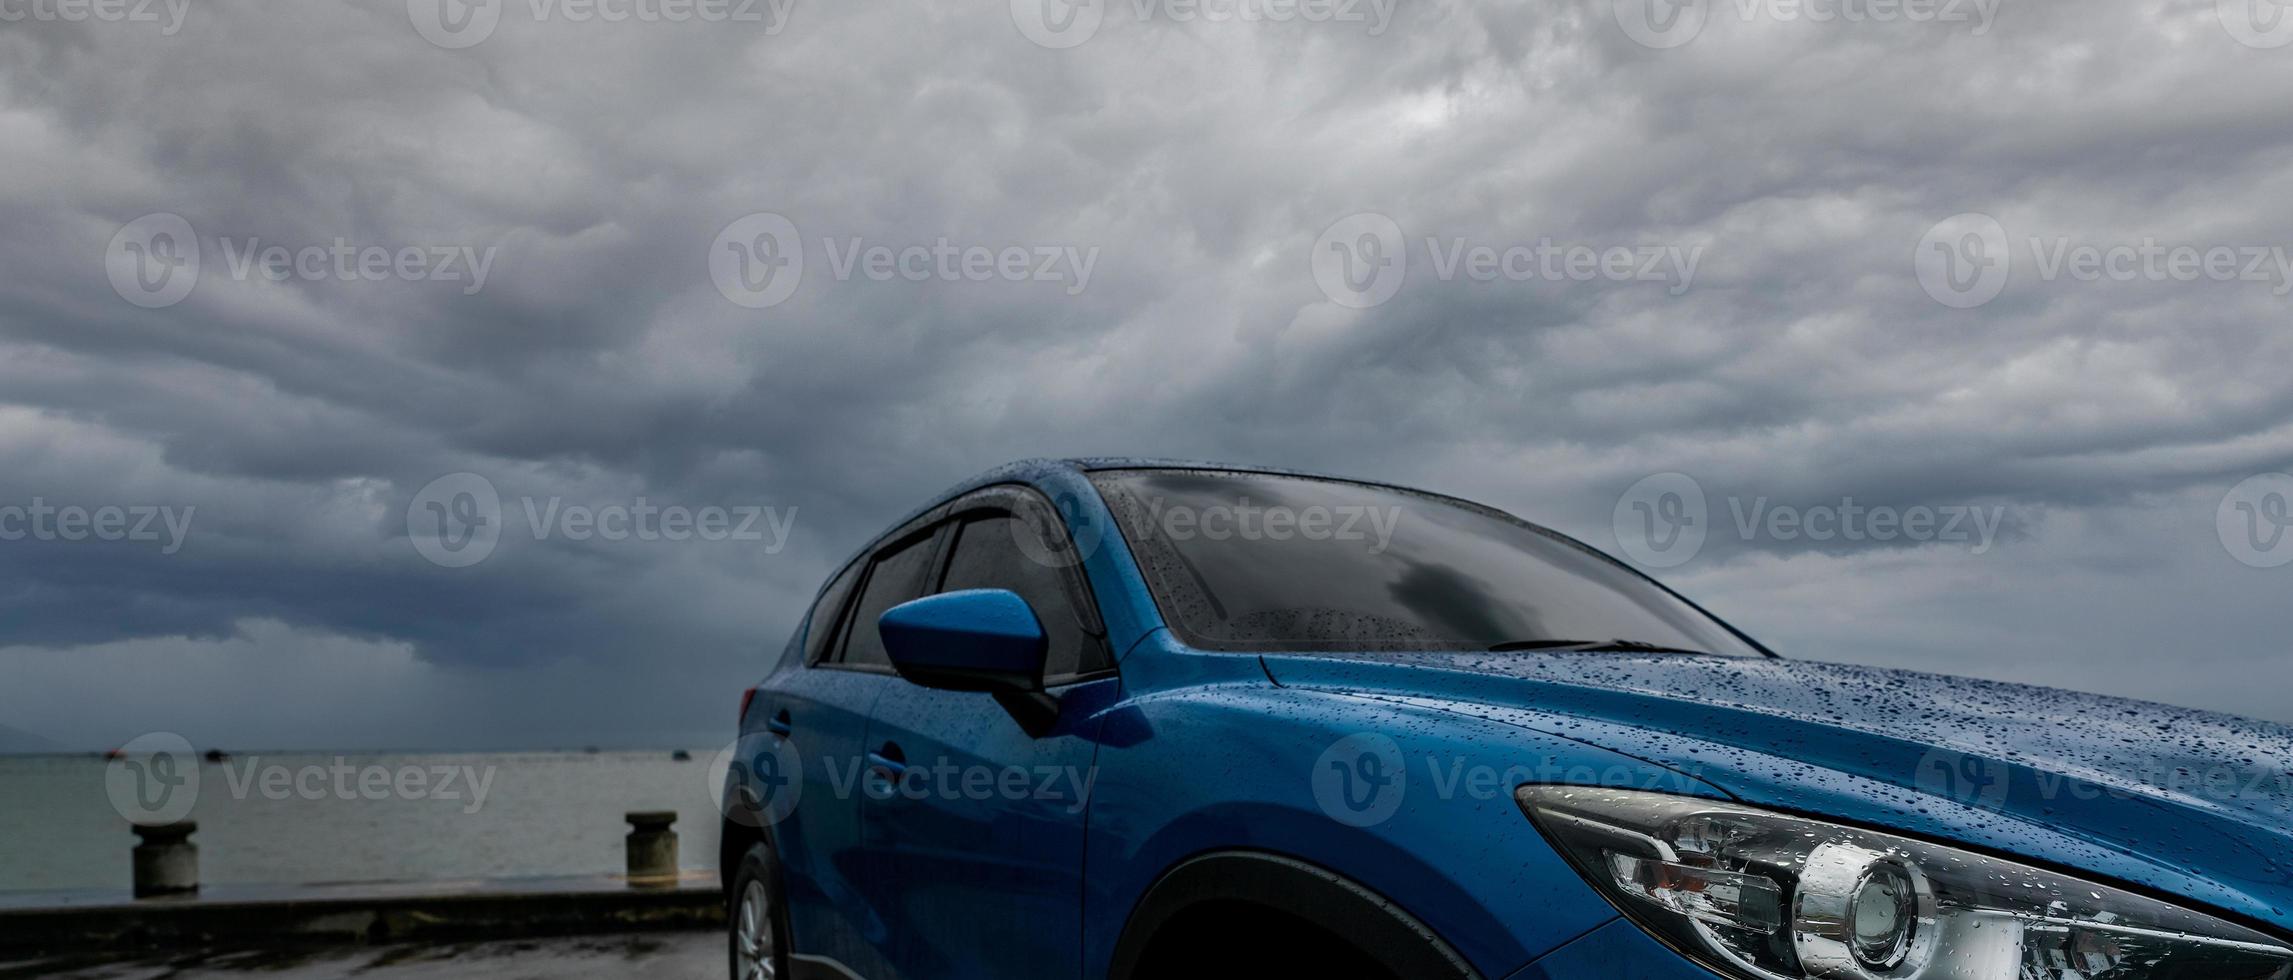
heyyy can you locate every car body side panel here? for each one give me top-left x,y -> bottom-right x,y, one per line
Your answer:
858,674 -> 1120,980
748,665 -> 901,979
1077,636 -> 1731,980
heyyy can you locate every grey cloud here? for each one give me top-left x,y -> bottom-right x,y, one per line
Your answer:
0,0 -> 2289,747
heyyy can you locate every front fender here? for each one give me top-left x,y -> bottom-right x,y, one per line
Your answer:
1081,676 -> 1723,979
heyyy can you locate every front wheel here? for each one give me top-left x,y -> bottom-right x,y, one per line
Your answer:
727,842 -> 792,980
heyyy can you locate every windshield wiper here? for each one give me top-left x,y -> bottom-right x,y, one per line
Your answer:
1487,638 -> 1715,656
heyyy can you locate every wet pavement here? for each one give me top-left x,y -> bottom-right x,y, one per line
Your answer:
0,932 -> 720,979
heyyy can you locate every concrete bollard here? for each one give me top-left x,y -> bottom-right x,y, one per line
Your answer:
132,821 -> 199,898
625,811 -> 679,885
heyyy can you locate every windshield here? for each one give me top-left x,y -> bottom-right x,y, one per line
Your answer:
1089,469 -> 1769,657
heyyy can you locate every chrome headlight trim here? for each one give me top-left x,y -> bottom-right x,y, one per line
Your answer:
1518,786 -> 2293,980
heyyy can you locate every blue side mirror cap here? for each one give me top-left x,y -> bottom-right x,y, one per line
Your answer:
879,589 -> 1049,694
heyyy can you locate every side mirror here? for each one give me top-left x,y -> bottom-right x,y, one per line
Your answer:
879,590 -> 1060,735
879,589 -> 1048,692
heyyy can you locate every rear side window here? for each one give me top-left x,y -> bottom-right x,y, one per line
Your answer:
802,559 -> 864,666
937,515 -> 1106,681
838,531 -> 941,668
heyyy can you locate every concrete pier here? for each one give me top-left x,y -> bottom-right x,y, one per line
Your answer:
1,810 -> 724,957
0,872 -> 723,956
2,930 -> 721,979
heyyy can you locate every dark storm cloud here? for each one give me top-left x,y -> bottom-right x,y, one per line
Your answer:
1,0 -> 2290,747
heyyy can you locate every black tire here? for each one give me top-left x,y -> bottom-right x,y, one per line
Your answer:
727,841 -> 793,980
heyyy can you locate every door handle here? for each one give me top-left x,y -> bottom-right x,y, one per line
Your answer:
766,710 -> 793,738
867,742 -> 907,777
865,742 -> 907,798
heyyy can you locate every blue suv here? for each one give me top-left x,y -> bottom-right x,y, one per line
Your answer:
721,458 -> 2293,980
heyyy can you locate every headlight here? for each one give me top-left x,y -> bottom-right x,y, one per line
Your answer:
1519,786 -> 2293,980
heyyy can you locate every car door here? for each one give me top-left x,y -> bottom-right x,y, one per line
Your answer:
758,516 -> 946,980
857,486 -> 1121,980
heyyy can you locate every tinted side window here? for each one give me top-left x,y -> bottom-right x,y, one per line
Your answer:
938,515 -> 1104,680
840,532 -> 941,668
802,559 -> 864,666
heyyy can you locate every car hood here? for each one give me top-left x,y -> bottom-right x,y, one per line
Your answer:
1262,650 -> 2293,930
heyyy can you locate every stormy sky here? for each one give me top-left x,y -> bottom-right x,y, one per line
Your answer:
2,0 -> 2290,751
